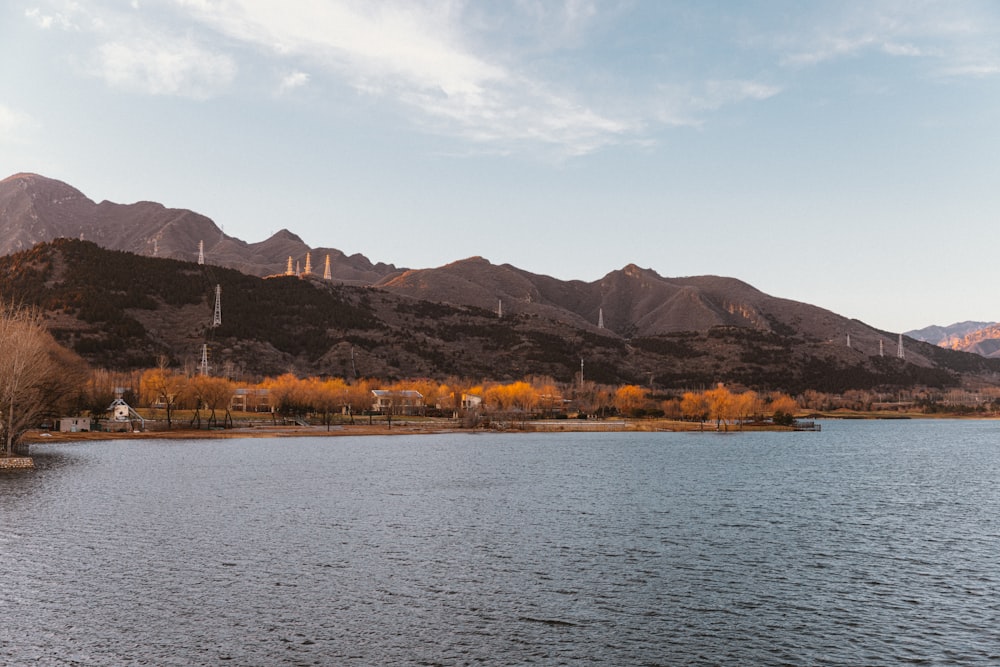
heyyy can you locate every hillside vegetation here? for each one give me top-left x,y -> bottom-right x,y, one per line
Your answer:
2,240 -> 998,394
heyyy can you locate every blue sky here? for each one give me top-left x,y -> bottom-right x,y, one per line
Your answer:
2,1 -> 999,333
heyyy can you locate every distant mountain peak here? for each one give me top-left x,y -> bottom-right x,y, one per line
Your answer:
907,321 -> 1000,359
622,263 -> 647,277
269,228 -> 304,243
2,172 -> 48,184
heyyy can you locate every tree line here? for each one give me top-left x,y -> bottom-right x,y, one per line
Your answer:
128,367 -> 801,430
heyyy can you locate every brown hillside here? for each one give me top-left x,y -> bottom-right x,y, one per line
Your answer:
0,173 -> 400,282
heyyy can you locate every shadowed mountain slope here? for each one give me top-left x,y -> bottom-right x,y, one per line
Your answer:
4,239 -> 998,393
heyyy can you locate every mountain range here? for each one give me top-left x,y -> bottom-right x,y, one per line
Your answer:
0,172 -> 400,283
2,172 -> 999,391
906,321 -> 1000,359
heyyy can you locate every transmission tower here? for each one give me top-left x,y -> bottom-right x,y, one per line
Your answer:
497,299 -> 503,318
198,240 -> 205,265
897,334 -> 904,359
200,344 -> 210,376
598,308 -> 604,329
213,284 -> 222,327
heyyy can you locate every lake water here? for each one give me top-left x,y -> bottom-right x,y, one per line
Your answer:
2,420 -> 1000,665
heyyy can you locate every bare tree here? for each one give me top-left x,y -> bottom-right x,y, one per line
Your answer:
0,302 -> 82,455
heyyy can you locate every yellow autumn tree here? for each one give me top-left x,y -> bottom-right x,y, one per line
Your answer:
308,377 -> 349,430
264,373 -> 310,416
735,390 -> 761,428
705,384 -> 735,430
768,393 -> 799,425
613,384 -> 646,417
139,358 -> 190,429
344,378 -> 375,423
680,391 -> 708,426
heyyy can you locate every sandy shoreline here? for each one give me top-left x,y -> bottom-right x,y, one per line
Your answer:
21,422 -> 460,443
20,417 -> 734,444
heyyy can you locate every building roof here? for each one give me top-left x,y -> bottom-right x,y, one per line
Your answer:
371,389 -> 423,398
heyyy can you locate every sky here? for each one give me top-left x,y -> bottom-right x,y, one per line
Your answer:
2,1 -> 999,333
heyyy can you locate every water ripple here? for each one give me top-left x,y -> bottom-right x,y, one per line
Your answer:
2,422 -> 1000,664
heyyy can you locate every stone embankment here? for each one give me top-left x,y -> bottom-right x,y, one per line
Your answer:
0,457 -> 34,470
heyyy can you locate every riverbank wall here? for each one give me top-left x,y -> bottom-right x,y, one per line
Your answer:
0,456 -> 34,469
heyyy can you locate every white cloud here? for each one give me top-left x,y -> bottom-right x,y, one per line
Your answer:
0,104 -> 40,143
19,1 -> 800,154
24,1 -> 236,98
174,0 -> 633,154
882,42 -> 922,57
653,80 -> 781,128
24,5 -> 80,30
278,70 -> 310,94
697,80 -> 782,110
776,2 -> 1000,77
94,35 -> 236,98
782,35 -> 879,68
937,62 -> 1000,78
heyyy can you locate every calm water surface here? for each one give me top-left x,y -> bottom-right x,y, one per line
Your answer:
2,420 -> 1000,665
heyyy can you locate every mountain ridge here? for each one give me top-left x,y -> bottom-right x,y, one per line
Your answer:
0,171 -> 988,359
3,238 -> 996,393
0,172 -> 402,283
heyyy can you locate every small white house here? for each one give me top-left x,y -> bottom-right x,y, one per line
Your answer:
371,389 -> 424,415
57,417 -> 91,433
